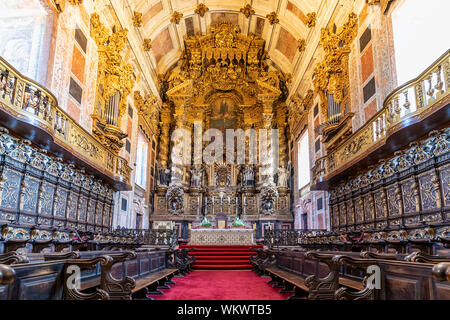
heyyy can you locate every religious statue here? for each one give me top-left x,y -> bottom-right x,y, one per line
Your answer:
260,185 -> 278,215
277,166 -> 289,187
242,165 -> 254,187
166,185 -> 184,215
190,166 -> 204,188
158,167 -> 171,186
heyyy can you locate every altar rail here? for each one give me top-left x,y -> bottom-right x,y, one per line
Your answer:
0,57 -> 131,190
263,229 -> 327,248
312,50 -> 450,188
114,228 -> 178,249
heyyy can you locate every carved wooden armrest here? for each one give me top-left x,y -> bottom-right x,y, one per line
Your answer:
334,279 -> 375,300
44,251 -> 80,261
332,255 -> 378,266
182,249 -> 196,263
100,252 -> 137,300
0,251 -> 29,265
360,251 -> 399,260
171,249 -> 194,269
304,251 -> 340,299
63,256 -> 111,300
0,264 -> 15,285
432,262 -> 450,281
405,251 -> 450,263
332,255 -> 380,300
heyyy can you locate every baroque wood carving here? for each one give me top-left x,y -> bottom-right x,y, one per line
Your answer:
90,13 -> 135,154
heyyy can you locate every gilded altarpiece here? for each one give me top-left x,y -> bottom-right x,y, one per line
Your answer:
152,23 -> 293,240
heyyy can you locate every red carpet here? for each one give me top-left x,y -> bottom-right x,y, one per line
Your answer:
180,244 -> 262,270
149,270 -> 289,300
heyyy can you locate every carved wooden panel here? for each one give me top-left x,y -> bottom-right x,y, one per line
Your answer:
386,184 -> 400,216
374,190 -> 386,219
87,199 -> 96,224
21,175 -> 40,213
438,163 -> 450,207
354,197 -> 363,223
346,199 -> 354,225
67,191 -> 79,221
401,178 -> 418,214
385,275 -> 420,300
418,170 -> 440,211
1,167 -> 21,210
363,194 -> 374,221
95,200 -> 103,225
332,204 -> 339,226
339,202 -> 346,226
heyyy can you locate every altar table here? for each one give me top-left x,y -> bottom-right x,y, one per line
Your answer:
189,228 -> 255,245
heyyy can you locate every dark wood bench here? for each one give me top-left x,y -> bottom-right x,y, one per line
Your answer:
261,250 -> 338,299
132,268 -> 178,299
0,248 -> 174,300
263,250 -> 364,300
63,250 -> 179,300
265,266 -> 309,299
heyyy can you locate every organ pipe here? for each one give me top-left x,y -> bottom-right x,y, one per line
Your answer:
327,92 -> 342,124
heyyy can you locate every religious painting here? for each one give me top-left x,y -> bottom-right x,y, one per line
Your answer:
210,97 -> 238,131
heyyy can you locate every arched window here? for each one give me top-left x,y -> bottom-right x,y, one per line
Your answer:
392,0 -> 450,85
297,132 -> 310,190
0,0 -> 54,84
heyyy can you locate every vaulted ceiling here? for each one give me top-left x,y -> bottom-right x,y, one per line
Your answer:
105,0 -> 360,105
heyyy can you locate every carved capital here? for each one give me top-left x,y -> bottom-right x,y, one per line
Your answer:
240,4 -> 255,18
266,12 -> 279,25
195,4 -> 209,17
171,11 -> 183,24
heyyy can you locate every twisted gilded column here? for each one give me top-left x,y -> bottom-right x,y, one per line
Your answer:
158,105 -> 172,169
276,104 -> 288,168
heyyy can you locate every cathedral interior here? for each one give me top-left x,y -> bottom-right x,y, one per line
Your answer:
0,0 -> 449,303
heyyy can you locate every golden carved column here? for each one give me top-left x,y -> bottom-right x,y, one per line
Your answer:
276,103 -> 288,168
158,104 -> 172,169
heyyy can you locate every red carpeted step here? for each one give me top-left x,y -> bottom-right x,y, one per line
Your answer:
185,244 -> 260,270
193,255 -> 254,260
180,244 -> 262,249
189,252 -> 256,256
195,259 -> 251,264
193,264 -> 253,270
187,248 -> 253,252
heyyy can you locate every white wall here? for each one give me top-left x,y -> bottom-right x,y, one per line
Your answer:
392,0 -> 450,85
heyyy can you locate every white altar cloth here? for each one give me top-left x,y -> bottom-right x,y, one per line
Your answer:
189,228 -> 255,245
